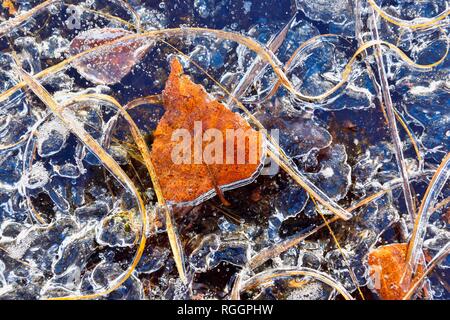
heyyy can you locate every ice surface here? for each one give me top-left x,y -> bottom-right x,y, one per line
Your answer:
36,118 -> 70,158
0,0 -> 448,300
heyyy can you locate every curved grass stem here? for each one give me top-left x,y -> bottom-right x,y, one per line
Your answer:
239,268 -> 354,300
406,153 -> 450,278
403,242 -> 450,300
13,66 -> 148,300
60,93 -> 188,285
367,0 -> 450,29
3,1 -> 449,300
369,9 -> 417,222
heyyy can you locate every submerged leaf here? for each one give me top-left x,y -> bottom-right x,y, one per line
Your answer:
150,58 -> 265,205
69,28 -> 150,85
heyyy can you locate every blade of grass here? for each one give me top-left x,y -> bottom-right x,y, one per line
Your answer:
310,196 -> 365,299
403,242 -> 450,300
13,65 -> 148,300
0,26 -> 444,221
226,15 -> 295,107
1,28 -> 447,105
239,267 -> 354,300
355,1 -> 422,166
367,0 -> 450,29
369,9 -> 417,222
406,153 -> 450,276
61,93 -> 188,284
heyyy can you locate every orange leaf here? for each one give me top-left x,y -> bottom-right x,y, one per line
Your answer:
2,0 -> 16,15
69,28 -> 150,85
150,58 -> 265,205
368,243 -> 424,300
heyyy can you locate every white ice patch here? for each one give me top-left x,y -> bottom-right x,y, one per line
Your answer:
243,1 -> 252,14
21,162 -> 49,190
321,167 -> 334,179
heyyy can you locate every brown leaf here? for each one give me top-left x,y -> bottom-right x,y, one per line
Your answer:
69,28 -> 150,85
368,243 -> 424,300
150,58 -> 265,205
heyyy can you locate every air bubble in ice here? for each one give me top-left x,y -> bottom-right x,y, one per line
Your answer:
21,162 -> 49,190
54,163 -> 80,179
37,118 -> 70,157
189,234 -> 220,272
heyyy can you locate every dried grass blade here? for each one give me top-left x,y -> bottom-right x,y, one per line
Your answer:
239,268 -> 354,300
0,0 -> 59,37
2,28 -> 447,105
13,66 -> 148,300
62,93 -> 187,284
369,10 -> 417,221
403,242 -> 450,300
367,0 -> 450,29
227,15 -> 294,106
406,153 -> 450,275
